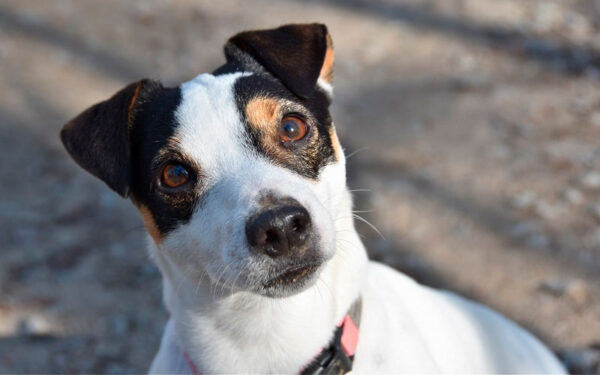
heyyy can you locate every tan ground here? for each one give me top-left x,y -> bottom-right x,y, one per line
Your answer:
0,0 -> 599,372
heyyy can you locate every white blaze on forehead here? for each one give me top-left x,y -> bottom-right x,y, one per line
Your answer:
175,73 -> 248,184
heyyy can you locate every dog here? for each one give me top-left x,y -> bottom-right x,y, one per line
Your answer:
60,23 -> 565,373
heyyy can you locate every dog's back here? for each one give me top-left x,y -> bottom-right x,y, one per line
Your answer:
357,262 -> 564,373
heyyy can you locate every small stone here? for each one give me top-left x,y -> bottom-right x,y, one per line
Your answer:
563,188 -> 583,205
134,2 -> 157,25
511,191 -> 536,209
580,172 -> 600,190
533,3 -> 562,33
534,200 -> 560,220
17,315 -> 53,337
565,279 -> 589,308
539,279 -> 589,308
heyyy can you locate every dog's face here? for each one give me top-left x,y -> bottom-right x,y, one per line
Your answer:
61,24 -> 347,298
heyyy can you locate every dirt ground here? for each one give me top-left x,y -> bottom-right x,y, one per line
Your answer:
1,0 -> 599,373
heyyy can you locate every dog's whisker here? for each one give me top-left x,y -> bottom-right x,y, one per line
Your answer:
352,213 -> 386,240
345,146 -> 369,160
336,225 -> 368,240
316,276 -> 335,300
348,188 -> 371,193
214,259 -> 242,298
314,277 -> 327,304
229,267 -> 246,294
195,268 -> 210,296
225,262 -> 249,295
210,262 -> 230,299
335,238 -> 362,258
335,238 -> 367,263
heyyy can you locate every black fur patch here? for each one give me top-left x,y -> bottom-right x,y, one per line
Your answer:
226,24 -> 329,99
233,72 -> 335,180
128,86 -> 202,235
61,79 -> 200,236
60,80 -> 152,197
218,24 -> 336,179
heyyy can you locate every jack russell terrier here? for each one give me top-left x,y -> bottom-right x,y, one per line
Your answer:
60,23 -> 565,374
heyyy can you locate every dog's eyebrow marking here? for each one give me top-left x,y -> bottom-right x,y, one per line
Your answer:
244,96 -> 287,158
244,96 -> 322,170
235,74 -> 336,180
245,97 -> 280,134
139,204 -> 163,243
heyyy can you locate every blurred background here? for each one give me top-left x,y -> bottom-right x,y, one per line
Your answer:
1,0 -> 599,372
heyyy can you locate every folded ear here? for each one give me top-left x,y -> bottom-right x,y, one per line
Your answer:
225,23 -> 334,98
60,79 -> 161,197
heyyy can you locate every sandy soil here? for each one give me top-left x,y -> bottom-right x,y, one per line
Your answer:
0,0 -> 599,372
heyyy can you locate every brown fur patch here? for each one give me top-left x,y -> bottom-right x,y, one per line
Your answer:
319,33 -> 334,83
245,97 -> 284,156
138,205 -> 162,243
245,97 -> 280,134
245,97 -> 321,168
127,81 -> 143,130
329,125 -> 342,161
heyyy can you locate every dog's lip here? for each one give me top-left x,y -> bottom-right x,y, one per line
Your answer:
264,263 -> 319,288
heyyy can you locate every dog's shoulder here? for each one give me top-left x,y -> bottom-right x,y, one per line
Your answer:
355,262 -> 565,373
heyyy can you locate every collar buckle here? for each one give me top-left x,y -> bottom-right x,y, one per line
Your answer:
300,298 -> 362,375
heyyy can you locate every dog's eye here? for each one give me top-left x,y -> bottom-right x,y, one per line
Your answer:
161,164 -> 190,188
279,116 -> 308,143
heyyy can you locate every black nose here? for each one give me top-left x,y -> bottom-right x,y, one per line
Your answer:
246,204 -> 312,258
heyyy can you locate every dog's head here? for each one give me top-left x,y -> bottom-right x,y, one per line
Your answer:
61,24 -> 348,298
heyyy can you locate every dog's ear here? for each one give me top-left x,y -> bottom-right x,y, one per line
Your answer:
60,79 -> 161,197
225,23 -> 334,98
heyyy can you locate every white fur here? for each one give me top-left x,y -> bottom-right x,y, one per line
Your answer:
147,73 -> 565,374
317,78 -> 334,100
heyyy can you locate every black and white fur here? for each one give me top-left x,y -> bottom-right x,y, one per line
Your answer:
61,24 -> 565,373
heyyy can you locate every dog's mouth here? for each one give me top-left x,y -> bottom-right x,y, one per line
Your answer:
264,264 -> 319,289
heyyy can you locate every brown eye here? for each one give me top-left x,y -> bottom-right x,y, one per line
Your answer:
161,164 -> 190,188
279,116 -> 308,143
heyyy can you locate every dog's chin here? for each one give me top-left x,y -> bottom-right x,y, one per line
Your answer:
255,262 -> 323,298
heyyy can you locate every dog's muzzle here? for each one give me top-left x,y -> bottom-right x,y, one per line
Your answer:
245,200 -> 312,258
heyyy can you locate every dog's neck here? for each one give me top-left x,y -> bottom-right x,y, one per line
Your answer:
149,190 -> 369,373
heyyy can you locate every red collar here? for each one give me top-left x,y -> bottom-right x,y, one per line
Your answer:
182,298 -> 362,375
182,350 -> 201,375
